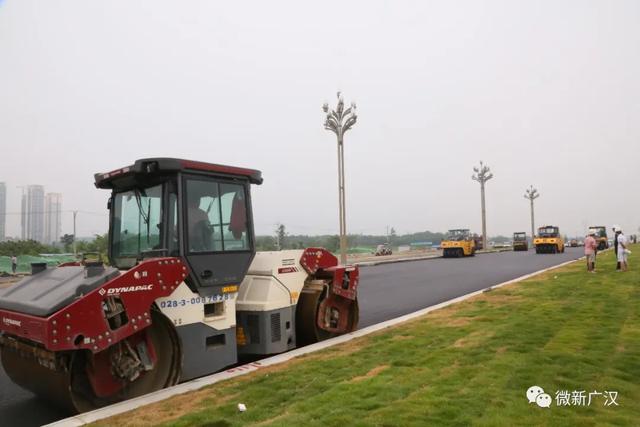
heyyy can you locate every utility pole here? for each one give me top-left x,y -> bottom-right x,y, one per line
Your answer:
322,92 -> 357,265
72,210 -> 78,256
472,161 -> 493,250
524,186 -> 539,244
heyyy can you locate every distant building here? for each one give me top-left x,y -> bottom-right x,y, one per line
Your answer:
24,185 -> 45,243
20,191 -> 26,240
45,193 -> 63,246
0,182 -> 6,241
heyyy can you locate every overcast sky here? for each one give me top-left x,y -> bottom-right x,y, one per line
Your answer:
1,0 -> 638,239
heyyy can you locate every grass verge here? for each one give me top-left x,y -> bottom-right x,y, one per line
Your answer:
95,246 -> 639,426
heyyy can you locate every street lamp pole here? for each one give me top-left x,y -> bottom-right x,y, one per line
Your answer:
524,185 -> 539,243
472,161 -> 493,250
323,92 -> 357,265
72,210 -> 78,256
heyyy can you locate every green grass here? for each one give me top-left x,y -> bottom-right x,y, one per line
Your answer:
97,246 -> 640,427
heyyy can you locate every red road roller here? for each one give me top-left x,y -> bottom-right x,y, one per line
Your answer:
0,158 -> 359,413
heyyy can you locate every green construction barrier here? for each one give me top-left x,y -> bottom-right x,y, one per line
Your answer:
0,255 -> 77,275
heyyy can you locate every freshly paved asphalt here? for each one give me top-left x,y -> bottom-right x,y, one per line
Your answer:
0,248 -> 585,426
358,247 -> 584,327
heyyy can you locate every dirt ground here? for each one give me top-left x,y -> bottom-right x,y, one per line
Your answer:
0,276 -> 22,289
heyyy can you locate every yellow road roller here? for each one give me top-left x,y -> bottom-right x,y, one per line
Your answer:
441,229 -> 477,258
534,225 -> 565,254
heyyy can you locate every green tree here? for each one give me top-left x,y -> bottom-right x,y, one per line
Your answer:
75,234 -> 108,260
255,236 -> 277,251
0,240 -> 60,256
60,234 -> 75,252
323,235 -> 340,253
275,223 -> 287,250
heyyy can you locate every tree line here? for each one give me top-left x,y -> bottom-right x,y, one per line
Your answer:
0,234 -> 108,258
257,225 -> 450,252
259,224 -> 513,252
1,228 -> 513,258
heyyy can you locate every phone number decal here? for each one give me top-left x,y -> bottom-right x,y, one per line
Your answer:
159,294 -> 231,308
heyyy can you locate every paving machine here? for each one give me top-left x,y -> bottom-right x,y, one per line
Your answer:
0,158 -> 359,413
441,229 -> 476,258
512,232 -> 528,251
588,226 -> 608,250
534,225 -> 565,254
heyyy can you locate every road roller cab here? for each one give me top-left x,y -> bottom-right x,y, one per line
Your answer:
0,158 -> 359,413
441,229 -> 476,257
534,225 -> 565,254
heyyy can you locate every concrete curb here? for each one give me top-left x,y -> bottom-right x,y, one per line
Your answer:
45,254 -> 582,426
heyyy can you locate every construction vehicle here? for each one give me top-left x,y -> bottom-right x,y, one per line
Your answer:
441,229 -> 476,258
512,232 -> 528,251
588,226 -> 608,250
374,244 -> 392,256
0,158 -> 359,413
534,225 -> 565,254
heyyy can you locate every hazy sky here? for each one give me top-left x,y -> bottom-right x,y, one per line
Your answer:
1,0 -> 639,239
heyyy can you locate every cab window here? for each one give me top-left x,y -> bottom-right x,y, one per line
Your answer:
111,185 -> 163,268
186,179 -> 250,253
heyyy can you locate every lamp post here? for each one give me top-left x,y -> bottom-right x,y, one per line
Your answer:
472,161 -> 493,250
72,210 -> 78,256
323,92 -> 357,265
524,185 -> 539,244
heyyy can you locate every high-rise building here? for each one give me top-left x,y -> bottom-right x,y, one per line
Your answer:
0,182 -> 6,241
20,191 -> 26,240
25,185 -> 45,243
45,193 -> 63,246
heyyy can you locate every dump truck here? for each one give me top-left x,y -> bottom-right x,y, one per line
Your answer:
588,226 -> 608,250
0,158 -> 359,413
534,225 -> 565,254
441,229 -> 476,257
512,232 -> 528,251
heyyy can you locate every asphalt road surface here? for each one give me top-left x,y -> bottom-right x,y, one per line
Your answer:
0,248 -> 584,426
358,247 -> 584,327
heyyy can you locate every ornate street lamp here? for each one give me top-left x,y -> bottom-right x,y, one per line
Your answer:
524,185 -> 540,244
472,161 -> 493,250
323,92 -> 357,264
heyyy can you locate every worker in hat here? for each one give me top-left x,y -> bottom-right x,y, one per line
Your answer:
584,230 -> 597,272
617,227 -> 629,272
613,225 -> 622,270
